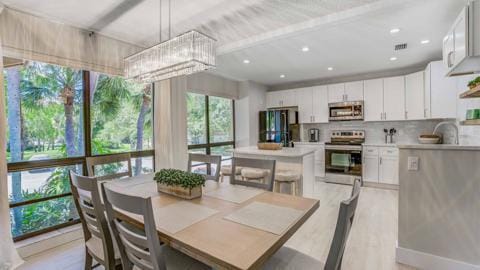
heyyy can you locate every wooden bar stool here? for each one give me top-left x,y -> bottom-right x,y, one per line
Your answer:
219,165 -> 243,182
241,168 -> 269,183
274,170 -> 301,195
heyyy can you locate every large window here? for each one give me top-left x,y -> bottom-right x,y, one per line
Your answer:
4,60 -> 154,241
187,93 -> 235,173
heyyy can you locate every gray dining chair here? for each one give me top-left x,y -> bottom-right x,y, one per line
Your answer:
101,183 -> 211,270
86,153 -> 132,181
263,178 -> 361,270
187,153 -> 222,182
231,157 -> 276,191
69,171 -> 121,270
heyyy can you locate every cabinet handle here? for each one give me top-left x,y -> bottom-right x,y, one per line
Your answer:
384,112 -> 387,120
379,157 -> 382,165
447,51 -> 454,68
405,111 -> 408,119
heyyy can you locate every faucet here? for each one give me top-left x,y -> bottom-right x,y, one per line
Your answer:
433,121 -> 459,145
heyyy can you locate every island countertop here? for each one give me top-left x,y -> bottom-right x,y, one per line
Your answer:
233,146 -> 315,157
397,144 -> 480,151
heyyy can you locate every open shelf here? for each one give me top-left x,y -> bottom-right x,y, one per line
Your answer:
460,119 -> 480,126
460,85 -> 480,99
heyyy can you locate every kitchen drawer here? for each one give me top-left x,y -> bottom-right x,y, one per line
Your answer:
363,147 -> 379,156
380,147 -> 399,157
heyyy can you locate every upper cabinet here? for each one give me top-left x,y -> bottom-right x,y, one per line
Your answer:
328,82 -> 363,103
296,86 -> 328,124
266,89 -> 297,108
425,61 -> 457,119
364,79 -> 384,122
443,1 -> 480,76
383,76 -> 406,121
405,71 -> 425,120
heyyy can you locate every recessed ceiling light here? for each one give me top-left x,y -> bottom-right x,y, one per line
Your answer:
327,67 -> 334,71
302,46 -> 310,52
420,39 -> 430,44
280,74 -> 286,78
390,28 -> 401,34
243,59 -> 250,64
390,57 -> 398,61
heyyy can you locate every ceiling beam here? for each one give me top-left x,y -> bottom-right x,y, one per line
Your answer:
89,0 -> 145,32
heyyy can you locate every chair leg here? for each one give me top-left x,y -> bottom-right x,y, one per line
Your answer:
84,248 -> 93,270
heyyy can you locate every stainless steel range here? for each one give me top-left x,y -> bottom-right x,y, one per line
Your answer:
324,130 -> 364,185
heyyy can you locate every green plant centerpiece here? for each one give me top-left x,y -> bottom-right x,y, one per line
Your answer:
468,76 -> 480,89
154,169 -> 205,199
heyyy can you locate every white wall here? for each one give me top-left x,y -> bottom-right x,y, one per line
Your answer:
235,81 -> 267,147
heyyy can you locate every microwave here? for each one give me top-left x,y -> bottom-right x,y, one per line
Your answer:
328,101 -> 364,121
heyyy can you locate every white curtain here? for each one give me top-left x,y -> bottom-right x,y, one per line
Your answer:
0,30 -> 24,270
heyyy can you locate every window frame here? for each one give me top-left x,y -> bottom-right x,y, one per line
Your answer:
6,70 -> 156,241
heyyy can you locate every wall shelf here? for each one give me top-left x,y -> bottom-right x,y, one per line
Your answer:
459,85 -> 480,99
460,119 -> 480,126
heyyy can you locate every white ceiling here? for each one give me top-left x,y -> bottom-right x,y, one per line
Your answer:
0,0 -> 470,86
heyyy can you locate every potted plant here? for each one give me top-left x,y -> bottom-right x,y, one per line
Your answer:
468,76 -> 480,89
154,169 -> 205,199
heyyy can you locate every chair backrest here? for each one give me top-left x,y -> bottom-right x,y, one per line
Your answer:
69,171 -> 116,267
86,153 -> 132,181
101,183 -> 165,270
231,157 -> 276,191
187,153 -> 222,182
324,178 -> 361,270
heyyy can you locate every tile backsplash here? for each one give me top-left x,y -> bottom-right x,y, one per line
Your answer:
301,120 -> 458,144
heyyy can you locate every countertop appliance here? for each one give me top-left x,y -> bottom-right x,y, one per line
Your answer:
309,128 -> 320,142
324,130 -> 365,185
259,109 -> 299,147
328,101 -> 364,121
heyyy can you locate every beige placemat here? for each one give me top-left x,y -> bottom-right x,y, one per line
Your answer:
204,185 -> 265,204
110,173 -> 154,187
153,201 -> 218,234
224,202 -> 304,235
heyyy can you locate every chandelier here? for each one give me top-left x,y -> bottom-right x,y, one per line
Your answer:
124,1 -> 216,83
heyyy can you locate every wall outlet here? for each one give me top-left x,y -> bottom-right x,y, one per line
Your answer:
408,156 -> 419,171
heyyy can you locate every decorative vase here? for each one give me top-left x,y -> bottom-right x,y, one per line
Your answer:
157,183 -> 202,199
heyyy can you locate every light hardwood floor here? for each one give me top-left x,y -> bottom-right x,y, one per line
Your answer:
17,181 -> 415,270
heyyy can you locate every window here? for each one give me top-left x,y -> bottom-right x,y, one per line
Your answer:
187,93 -> 235,171
4,60 -> 155,241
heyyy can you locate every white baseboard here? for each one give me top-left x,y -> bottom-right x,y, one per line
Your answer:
396,245 -> 480,270
16,224 -> 83,258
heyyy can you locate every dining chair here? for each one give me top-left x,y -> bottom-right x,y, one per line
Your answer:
101,183 -> 211,270
69,171 -> 121,270
231,157 -> 276,191
263,178 -> 361,270
187,153 -> 222,182
86,153 -> 132,181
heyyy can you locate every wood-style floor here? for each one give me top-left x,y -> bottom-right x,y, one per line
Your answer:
17,181 -> 415,270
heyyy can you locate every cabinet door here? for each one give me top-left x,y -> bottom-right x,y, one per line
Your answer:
312,85 -> 329,123
430,61 -> 457,118
405,71 -> 425,120
383,76 -> 406,121
363,155 -> 379,183
281,90 -> 297,107
443,31 -> 455,70
379,156 -> 399,185
344,81 -> 364,101
327,83 -> 346,103
424,64 -> 432,118
266,92 -> 279,108
364,79 -> 384,121
296,88 -> 313,124
453,7 -> 468,67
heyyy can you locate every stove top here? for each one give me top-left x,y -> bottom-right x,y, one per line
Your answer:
328,130 -> 365,145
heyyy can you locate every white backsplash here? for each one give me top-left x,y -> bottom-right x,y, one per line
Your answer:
301,120 -> 458,144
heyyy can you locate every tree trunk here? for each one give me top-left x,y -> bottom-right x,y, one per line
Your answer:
6,67 -> 23,236
63,87 -> 76,157
134,89 -> 151,175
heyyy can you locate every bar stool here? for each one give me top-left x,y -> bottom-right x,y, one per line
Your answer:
241,168 -> 269,183
274,170 -> 301,195
220,165 -> 243,182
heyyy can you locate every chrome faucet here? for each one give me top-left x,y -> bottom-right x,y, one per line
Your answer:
433,121 -> 459,145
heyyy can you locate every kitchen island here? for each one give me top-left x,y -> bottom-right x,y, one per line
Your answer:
234,146 -> 315,198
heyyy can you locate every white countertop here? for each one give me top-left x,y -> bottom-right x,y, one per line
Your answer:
397,144 -> 480,151
362,143 -> 398,147
234,146 -> 315,157
294,141 -> 325,145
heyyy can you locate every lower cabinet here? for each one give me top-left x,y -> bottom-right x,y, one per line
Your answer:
362,146 -> 399,185
295,143 -> 325,177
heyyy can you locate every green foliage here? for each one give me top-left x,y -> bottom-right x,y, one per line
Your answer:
154,169 -> 205,189
468,76 -> 480,87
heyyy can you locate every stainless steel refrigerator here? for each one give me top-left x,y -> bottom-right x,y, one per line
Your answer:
259,110 -> 299,146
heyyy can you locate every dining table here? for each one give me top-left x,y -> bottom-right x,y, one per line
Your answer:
105,172 -> 320,270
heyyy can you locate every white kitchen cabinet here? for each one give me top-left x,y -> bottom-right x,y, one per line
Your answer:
363,155 -> 379,183
294,143 -> 325,177
405,71 -> 425,120
327,83 -> 346,103
312,86 -> 329,123
383,76 -> 406,121
296,87 -> 313,124
266,89 -> 297,108
362,146 -> 399,185
443,7 -> 468,72
364,79 -> 384,121
424,61 -> 457,119
344,81 -> 364,101
379,155 -> 399,185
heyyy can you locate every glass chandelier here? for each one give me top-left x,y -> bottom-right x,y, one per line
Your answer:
124,1 -> 216,83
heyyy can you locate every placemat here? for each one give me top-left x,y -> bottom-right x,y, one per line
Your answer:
204,185 -> 265,204
110,172 -> 155,187
153,201 -> 218,234
224,202 -> 304,235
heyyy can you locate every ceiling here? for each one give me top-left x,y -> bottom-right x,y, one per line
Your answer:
0,0 -> 470,86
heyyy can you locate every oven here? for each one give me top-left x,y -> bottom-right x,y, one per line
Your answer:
328,101 -> 364,121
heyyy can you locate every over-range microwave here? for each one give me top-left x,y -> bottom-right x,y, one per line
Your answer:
328,101 -> 364,121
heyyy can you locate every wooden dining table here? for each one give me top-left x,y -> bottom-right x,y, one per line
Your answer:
106,173 -> 320,270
